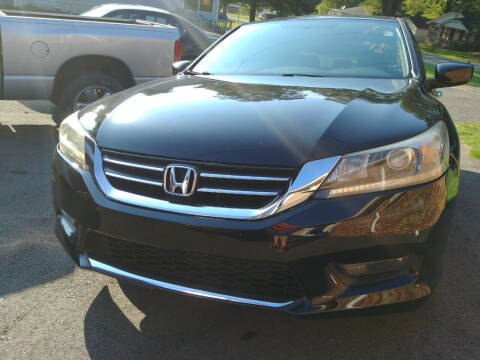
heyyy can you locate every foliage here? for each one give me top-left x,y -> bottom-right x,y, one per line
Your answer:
361,0 -> 383,15
269,0 -> 322,16
316,0 -> 340,14
316,0 -> 363,14
403,0 -> 445,19
454,122 -> 480,159
233,0 -> 322,20
403,0 -> 480,28
317,0 -> 480,20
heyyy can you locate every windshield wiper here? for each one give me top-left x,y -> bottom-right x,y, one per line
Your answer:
282,73 -> 325,78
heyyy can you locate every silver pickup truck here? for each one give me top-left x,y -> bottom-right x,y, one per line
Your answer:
0,10 -> 180,121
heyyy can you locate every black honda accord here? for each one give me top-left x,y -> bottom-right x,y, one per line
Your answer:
53,16 -> 473,314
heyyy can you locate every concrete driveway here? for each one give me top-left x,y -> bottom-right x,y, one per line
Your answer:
0,99 -> 479,359
438,85 -> 480,123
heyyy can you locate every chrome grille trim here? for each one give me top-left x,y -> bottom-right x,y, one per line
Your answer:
200,172 -> 289,182
104,170 -> 163,187
103,156 -> 165,172
93,145 -> 341,220
197,188 -> 278,196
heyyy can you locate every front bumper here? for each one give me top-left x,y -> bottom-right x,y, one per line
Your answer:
52,147 -> 454,315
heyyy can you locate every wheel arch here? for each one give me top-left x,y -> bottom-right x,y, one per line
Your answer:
51,55 -> 134,105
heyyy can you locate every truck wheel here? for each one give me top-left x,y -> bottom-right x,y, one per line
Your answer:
52,72 -> 124,124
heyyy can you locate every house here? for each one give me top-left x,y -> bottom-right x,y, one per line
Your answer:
3,0 -> 220,20
426,12 -> 471,45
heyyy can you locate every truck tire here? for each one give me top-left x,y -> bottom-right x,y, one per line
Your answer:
52,72 -> 124,124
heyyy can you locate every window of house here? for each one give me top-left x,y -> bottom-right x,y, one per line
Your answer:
199,0 -> 213,12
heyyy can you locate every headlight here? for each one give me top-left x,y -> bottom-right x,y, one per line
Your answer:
317,121 -> 449,198
58,112 -> 88,170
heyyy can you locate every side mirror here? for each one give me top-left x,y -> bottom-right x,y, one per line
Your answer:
425,63 -> 474,91
172,60 -> 192,75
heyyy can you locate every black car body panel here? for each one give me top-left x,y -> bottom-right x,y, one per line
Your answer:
80,76 -> 442,167
54,16 -> 463,314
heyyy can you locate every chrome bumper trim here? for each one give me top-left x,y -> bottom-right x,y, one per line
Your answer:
88,258 -> 297,309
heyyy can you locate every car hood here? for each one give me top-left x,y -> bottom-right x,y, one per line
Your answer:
80,75 -> 442,168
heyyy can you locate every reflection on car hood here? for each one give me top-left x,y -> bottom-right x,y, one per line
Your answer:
80,75 -> 443,167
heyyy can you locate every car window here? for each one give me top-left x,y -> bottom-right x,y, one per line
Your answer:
193,19 -> 410,79
140,12 -> 168,24
106,10 -> 134,20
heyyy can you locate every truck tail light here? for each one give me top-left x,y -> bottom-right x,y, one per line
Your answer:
174,39 -> 182,62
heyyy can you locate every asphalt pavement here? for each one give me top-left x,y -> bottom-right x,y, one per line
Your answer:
0,98 -> 479,360
422,53 -> 480,72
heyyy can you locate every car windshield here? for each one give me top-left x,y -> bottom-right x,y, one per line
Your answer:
192,18 -> 410,79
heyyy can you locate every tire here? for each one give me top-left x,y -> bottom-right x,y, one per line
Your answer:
52,72 -> 124,124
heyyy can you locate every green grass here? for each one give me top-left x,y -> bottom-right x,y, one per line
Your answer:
226,7 -> 260,22
454,122 -> 480,159
420,44 -> 480,64
424,61 -> 480,87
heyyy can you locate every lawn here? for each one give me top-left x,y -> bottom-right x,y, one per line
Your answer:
420,44 -> 480,64
454,122 -> 480,160
423,62 -> 480,87
226,7 -> 260,22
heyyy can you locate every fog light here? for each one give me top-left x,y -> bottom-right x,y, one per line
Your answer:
60,210 -> 77,238
337,256 -> 409,277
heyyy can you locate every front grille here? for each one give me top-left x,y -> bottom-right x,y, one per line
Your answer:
100,148 -> 296,209
87,235 -> 304,302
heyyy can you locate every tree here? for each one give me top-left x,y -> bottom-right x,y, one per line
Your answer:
362,0 -> 403,16
381,0 -> 403,15
316,0 -> 341,14
235,0 -> 267,22
249,0 -> 257,21
403,0 -> 480,23
236,0 -> 321,21
269,0 -> 322,16
361,0 -> 383,15
220,0 -> 229,15
316,0 -> 364,15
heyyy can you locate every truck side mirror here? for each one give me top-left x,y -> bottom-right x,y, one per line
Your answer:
425,63 -> 474,91
172,61 -> 192,75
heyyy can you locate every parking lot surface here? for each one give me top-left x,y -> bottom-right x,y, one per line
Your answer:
0,96 -> 479,359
